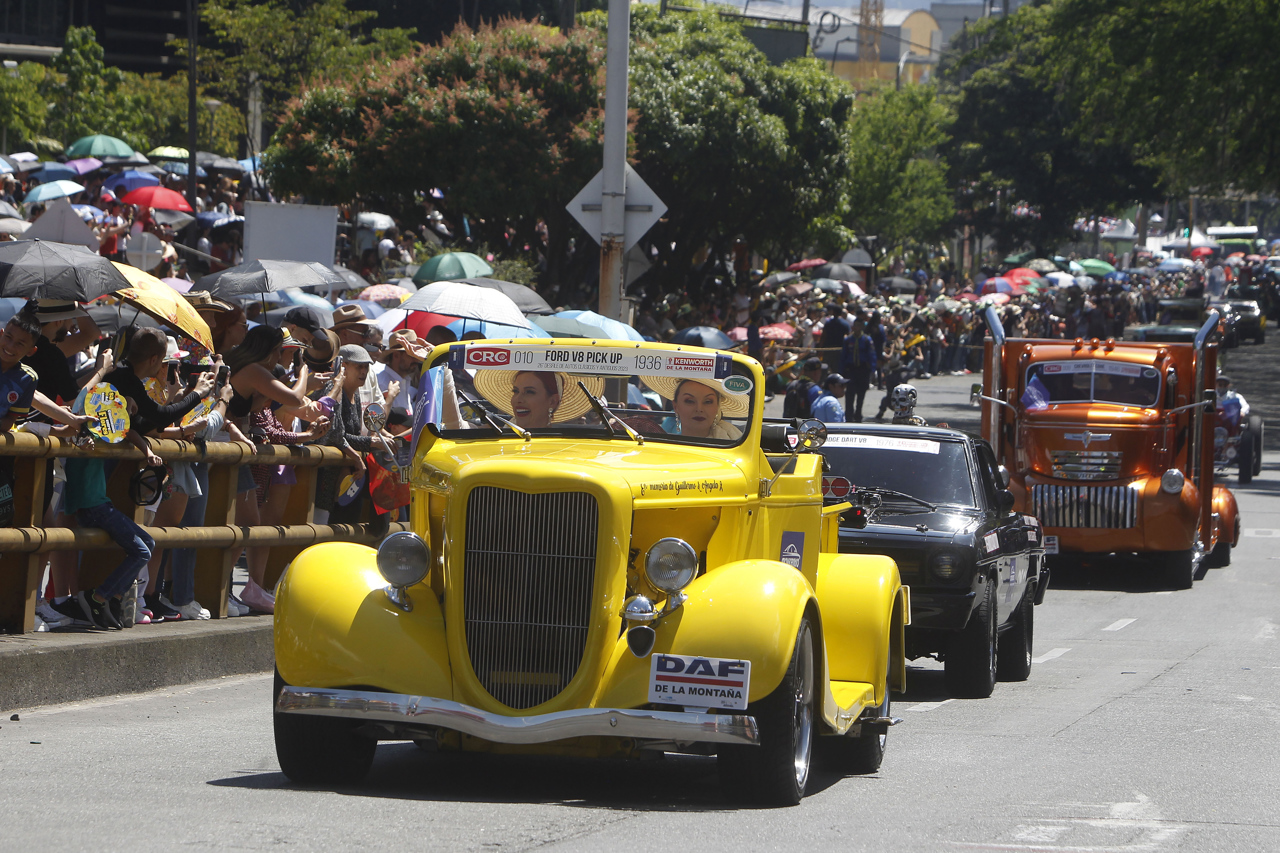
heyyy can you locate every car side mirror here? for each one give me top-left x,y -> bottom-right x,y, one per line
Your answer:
1203,389 -> 1217,407
997,464 -> 1011,489
797,419 -> 827,450
997,489 -> 1015,514
970,383 -> 982,407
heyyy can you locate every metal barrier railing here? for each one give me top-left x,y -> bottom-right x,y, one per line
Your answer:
0,431 -> 404,634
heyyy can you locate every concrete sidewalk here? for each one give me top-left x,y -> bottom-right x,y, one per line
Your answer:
0,615 -> 273,712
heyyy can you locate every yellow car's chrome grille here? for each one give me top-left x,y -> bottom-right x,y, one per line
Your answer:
463,487 -> 598,710
1031,484 -> 1138,529
1048,450 -> 1123,481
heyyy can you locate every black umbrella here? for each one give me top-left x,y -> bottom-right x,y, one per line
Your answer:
760,271 -> 800,289
198,259 -> 348,300
883,276 -> 918,293
263,305 -> 334,329
195,151 -> 245,172
670,326 -> 735,349
330,264 -> 369,292
0,240 -> 131,301
811,262 -> 860,280
453,277 -> 554,315
86,302 -> 167,337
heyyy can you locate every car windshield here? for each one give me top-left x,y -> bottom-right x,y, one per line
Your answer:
415,341 -> 756,448
1157,302 -> 1202,324
1024,360 -> 1161,407
821,434 -> 975,507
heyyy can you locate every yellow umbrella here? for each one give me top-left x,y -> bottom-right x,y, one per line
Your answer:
109,262 -> 214,352
147,146 -> 189,160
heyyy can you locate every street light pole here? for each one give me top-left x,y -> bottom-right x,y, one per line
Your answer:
186,0 -> 198,211
896,50 -> 913,90
830,36 -> 856,73
597,0 -> 630,324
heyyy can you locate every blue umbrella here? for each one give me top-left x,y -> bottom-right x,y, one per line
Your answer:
0,297 -> 29,326
447,317 -> 548,340
278,288 -> 333,313
0,159 -> 13,175
23,180 -> 85,203
196,211 -> 238,229
670,326 -> 735,349
34,163 -> 80,184
71,204 -> 104,222
161,161 -> 208,178
554,309 -> 644,342
1103,271 -> 1130,282
238,155 -> 262,172
103,169 -> 160,195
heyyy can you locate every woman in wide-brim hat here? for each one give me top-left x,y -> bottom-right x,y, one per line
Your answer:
644,375 -> 749,440
472,369 -> 605,429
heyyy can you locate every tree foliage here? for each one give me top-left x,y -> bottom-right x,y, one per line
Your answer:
842,84 -> 953,262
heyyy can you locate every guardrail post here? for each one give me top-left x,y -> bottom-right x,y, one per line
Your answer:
0,457 -> 46,634
193,461 -> 238,619
263,463 -> 317,591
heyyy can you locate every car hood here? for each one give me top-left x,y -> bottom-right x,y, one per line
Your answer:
838,508 -> 981,546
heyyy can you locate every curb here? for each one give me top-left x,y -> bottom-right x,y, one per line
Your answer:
0,616 -> 273,712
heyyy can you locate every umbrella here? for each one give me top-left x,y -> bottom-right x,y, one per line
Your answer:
1004,267 -> 1041,281
982,277 -> 1024,295
0,240 -> 130,301
356,212 -> 396,232
0,201 -> 19,219
109,262 -> 214,352
1027,258 -> 1058,274
121,185 -> 192,212
100,152 -> 152,169
811,262 -> 861,281
450,277 -> 552,315
199,259 -> 347,299
400,280 -> 531,329
977,293 -> 1011,306
330,264 -> 369,292
783,281 -> 814,298
446,317 -> 548,341
105,170 -> 160,195
161,276 -> 193,293
64,157 -> 102,176
33,163 -> 80,184
23,181 -> 85,204
882,275 -> 918,292
786,258 -> 827,272
813,278 -> 848,295
359,283 -> 412,304
554,309 -> 643,342
761,271 -> 800,288
412,251 -> 494,283
152,209 -> 194,230
239,155 -> 262,172
1158,258 -> 1194,272
72,204 -> 104,222
670,326 -> 735,349
1103,271 -> 1130,282
0,159 -> 11,175
1078,258 -> 1115,276
0,219 -> 30,235
86,302 -> 167,337
264,304 -> 334,330
279,288 -> 335,313
1045,271 -> 1075,287
160,161 -> 208,178
196,210 -> 239,229
1189,246 -> 1214,259
147,146 -> 189,161
195,151 -> 244,172
534,314 -> 611,339
729,323 -> 795,342
65,134 -> 133,159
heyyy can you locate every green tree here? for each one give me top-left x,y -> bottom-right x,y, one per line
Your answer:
113,73 -> 241,157
43,26 -> 128,145
842,84 -> 953,263
0,62 -> 49,151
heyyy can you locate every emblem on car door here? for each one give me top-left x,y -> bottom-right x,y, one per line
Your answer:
1064,430 -> 1111,448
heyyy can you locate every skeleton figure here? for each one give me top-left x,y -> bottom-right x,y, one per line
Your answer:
890,383 -> 927,426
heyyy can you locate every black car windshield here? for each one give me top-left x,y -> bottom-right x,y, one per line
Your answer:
1024,359 -> 1161,407
822,434 -> 975,507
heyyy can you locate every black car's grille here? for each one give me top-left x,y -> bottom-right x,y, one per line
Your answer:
1032,484 -> 1138,529
462,487 -> 598,710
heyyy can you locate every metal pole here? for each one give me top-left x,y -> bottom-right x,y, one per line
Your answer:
186,0 -> 199,211
597,0 -> 630,324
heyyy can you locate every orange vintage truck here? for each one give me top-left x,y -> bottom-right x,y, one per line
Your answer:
974,306 -> 1239,589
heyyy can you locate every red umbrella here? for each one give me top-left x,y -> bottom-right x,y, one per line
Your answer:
786,258 -> 827,272
1189,246 -> 1214,259
121,186 -> 194,212
1004,267 -> 1042,280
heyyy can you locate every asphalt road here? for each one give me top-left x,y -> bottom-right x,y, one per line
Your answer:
4,357 -> 1279,852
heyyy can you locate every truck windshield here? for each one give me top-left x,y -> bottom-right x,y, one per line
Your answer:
821,434 -> 975,507
415,341 -> 756,448
1025,360 -> 1161,407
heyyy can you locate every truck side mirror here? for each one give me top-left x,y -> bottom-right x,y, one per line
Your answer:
997,489 -> 1015,515
1203,389 -> 1217,407
970,383 -> 982,407
796,419 -> 827,450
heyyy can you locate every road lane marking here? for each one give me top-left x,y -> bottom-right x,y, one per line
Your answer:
1102,618 -> 1137,632
1254,619 -> 1276,641
905,699 -> 955,712
1032,648 -> 1070,664
1243,528 -> 1280,537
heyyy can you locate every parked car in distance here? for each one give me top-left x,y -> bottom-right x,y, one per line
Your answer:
1126,297 -> 1239,348
815,423 -> 1046,699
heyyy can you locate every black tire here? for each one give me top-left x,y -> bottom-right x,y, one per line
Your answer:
945,579 -> 997,699
1158,549 -> 1195,590
719,619 -> 816,806
823,655 -> 890,774
1238,434 -> 1254,485
1249,415 -> 1264,476
996,585 -> 1034,682
273,671 -> 376,786
1257,327 -> 1266,345
1203,539 -> 1232,568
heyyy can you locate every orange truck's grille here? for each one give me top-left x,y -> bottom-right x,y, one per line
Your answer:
462,487 -> 598,709
1048,450 -> 1124,481
1031,484 -> 1138,529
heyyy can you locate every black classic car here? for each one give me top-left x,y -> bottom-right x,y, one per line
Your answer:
817,424 -> 1047,699
1125,297 -> 1240,348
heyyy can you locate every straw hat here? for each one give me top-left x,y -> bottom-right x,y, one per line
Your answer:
332,303 -> 375,330
303,329 -> 340,369
472,369 -> 606,424
185,291 -> 235,314
643,375 -> 752,419
386,329 -> 426,361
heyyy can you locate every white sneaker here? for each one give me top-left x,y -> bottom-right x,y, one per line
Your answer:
36,600 -> 73,629
34,613 -> 50,632
226,595 -> 249,617
161,595 -> 210,621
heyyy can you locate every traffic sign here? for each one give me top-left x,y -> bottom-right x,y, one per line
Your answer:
567,164 -> 667,252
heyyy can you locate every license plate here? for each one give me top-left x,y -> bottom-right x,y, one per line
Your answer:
649,654 -> 751,711
1044,535 -> 1059,555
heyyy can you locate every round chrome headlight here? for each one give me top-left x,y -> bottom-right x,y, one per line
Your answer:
930,551 -> 962,580
376,532 -> 430,588
644,538 -> 698,594
1160,469 -> 1185,495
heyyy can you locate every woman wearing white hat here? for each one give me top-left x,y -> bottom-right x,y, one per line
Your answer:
472,369 -> 604,430
646,376 -> 749,440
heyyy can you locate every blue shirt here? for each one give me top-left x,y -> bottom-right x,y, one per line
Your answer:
0,362 -> 37,421
811,392 -> 845,423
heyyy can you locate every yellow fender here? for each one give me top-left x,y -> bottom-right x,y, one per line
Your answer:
274,542 -> 452,698
594,560 -> 815,709
813,553 -> 907,702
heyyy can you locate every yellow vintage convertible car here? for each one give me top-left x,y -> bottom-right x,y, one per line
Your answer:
273,339 -> 909,805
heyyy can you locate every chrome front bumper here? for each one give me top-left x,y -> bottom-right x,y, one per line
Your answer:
277,686 -> 760,746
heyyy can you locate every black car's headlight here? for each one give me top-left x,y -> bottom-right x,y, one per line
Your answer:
929,550 -> 967,581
